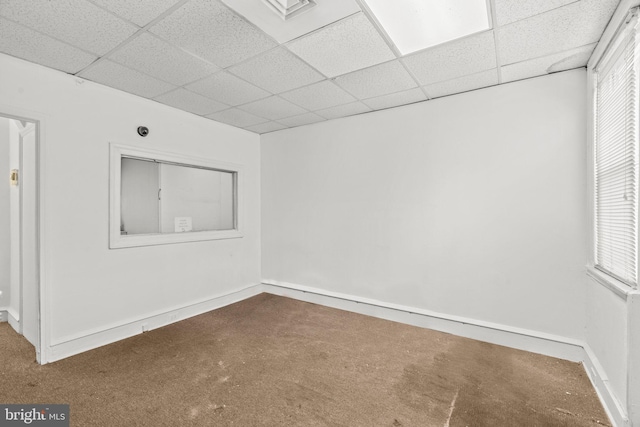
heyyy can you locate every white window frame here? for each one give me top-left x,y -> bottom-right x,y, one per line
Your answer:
109,143 -> 243,249
587,0 -> 640,296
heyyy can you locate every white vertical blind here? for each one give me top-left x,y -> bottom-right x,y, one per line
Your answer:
594,12 -> 640,286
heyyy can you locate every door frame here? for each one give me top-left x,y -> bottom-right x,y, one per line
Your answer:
1,107 -> 47,364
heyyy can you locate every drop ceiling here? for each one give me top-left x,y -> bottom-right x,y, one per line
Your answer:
0,0 -> 621,134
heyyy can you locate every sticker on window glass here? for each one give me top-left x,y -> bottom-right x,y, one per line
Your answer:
174,217 -> 192,233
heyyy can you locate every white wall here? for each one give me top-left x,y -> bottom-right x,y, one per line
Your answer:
0,118 -> 10,310
628,293 -> 640,425
586,277 -> 628,408
262,69 -> 588,341
0,53 -> 261,356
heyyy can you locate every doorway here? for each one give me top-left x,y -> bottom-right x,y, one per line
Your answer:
0,114 -> 40,362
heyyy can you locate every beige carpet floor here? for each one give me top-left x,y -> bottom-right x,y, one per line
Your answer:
0,293 -> 610,426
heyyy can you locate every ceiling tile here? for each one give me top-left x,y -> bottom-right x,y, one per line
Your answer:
286,13 -> 396,78
402,31 -> 497,86
497,0 -> 619,65
221,0 -> 361,44
239,96 -> 307,120
0,0 -> 138,55
245,121 -> 287,134
424,69 -> 498,99
334,60 -> 417,99
0,17 -> 97,74
228,48 -> 324,94
207,108 -> 269,128
277,113 -> 325,128
79,59 -> 176,98
494,0 -> 578,26
109,33 -> 219,86
154,88 -> 228,115
186,71 -> 270,106
280,80 -> 355,111
91,0 -> 183,27
316,101 -> 371,120
362,88 -> 427,111
149,0 -> 277,68
502,44 -> 595,83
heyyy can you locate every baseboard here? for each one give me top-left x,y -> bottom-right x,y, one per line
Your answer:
47,284 -> 263,363
7,307 -> 19,332
0,308 -> 7,322
262,280 -> 584,361
582,346 -> 629,427
261,279 -> 626,427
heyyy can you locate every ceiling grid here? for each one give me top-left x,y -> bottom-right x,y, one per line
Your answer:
0,0 -> 622,133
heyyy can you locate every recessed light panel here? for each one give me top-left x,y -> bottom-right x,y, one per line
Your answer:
363,0 -> 491,55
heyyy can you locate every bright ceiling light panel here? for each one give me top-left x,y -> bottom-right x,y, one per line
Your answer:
363,0 -> 491,55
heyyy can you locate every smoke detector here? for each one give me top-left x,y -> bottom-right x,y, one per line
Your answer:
262,0 -> 317,20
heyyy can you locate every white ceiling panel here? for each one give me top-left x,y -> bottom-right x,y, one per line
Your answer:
228,48 -> 324,94
221,0 -> 361,43
316,101 -> 371,120
0,0 -> 138,55
362,88 -> 426,111
245,121 -> 287,134
280,80 -> 355,111
402,31 -> 497,86
286,13 -> 396,77
277,112 -> 325,127
0,17 -> 97,74
334,60 -> 417,100
90,0 -> 183,27
109,33 -> 219,86
207,108 -> 269,127
79,60 -> 176,98
186,71 -> 270,106
149,0 -> 277,68
502,44 -> 595,83
497,0 -> 620,65
494,0 -> 577,26
424,69 -> 499,99
239,96 -> 307,120
154,88 -> 228,115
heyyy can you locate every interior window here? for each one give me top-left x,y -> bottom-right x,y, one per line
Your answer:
110,145 -> 242,248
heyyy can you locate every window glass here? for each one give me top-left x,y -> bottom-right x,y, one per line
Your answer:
110,144 -> 242,249
120,157 -> 235,236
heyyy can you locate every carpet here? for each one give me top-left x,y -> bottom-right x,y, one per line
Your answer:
0,293 -> 610,426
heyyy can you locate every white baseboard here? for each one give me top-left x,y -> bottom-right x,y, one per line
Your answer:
261,280 -> 584,361
7,307 -> 19,333
47,284 -> 263,363
261,279 -> 627,427
582,346 -> 629,427
2,307 -> 22,335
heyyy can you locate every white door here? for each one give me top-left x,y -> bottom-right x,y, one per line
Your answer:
19,122 -> 38,347
7,118 -> 39,351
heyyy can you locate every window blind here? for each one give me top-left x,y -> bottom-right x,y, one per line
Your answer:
594,11 -> 640,286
